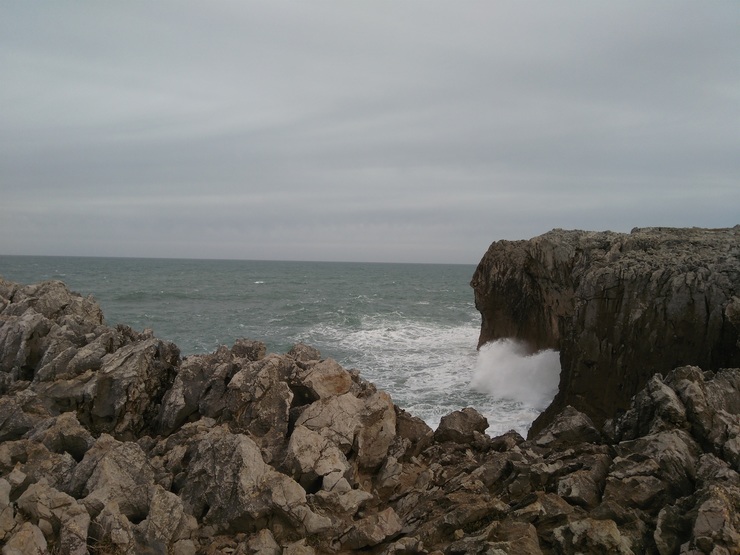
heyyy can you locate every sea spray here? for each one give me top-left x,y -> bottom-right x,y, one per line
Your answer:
471,339 -> 560,410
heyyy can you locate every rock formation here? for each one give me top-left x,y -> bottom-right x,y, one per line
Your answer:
471,226 -> 740,434
1,277 -> 739,554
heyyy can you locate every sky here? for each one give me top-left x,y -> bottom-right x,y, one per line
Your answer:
1,2 -> 738,264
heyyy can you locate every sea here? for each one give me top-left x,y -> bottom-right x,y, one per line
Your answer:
0,255 -> 560,437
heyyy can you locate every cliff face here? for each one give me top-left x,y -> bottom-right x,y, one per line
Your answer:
1,277 -> 740,554
471,226 -> 740,435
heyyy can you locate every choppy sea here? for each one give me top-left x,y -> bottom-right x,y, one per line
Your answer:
0,255 -> 560,437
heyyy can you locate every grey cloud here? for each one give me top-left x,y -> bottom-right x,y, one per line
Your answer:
1,1 -> 738,263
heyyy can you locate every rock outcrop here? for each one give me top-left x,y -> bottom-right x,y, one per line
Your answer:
1,277 -> 739,554
471,226 -> 740,434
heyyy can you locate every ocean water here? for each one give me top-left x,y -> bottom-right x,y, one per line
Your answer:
0,255 -> 560,436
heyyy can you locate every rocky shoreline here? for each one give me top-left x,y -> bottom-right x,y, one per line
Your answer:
1,227 -> 740,554
471,226 -> 740,436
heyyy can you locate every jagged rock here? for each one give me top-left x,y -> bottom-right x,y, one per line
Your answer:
340,507 -> 402,550
471,227 -> 740,433
89,501 -> 136,553
232,338 -> 267,361
3,275 -> 740,554
312,471 -> 372,516
295,390 -> 396,470
243,529 -> 281,554
1,521 -> 48,555
136,485 -> 197,552
666,366 -> 740,470
27,411 -> 94,462
532,405 -> 601,448
292,358 -> 353,400
288,343 -> 321,362
157,352 -> 234,435
283,425 -> 350,490
395,407 -> 434,459
553,517 -> 634,555
433,407 -> 488,444
69,434 -> 155,520
178,425 -> 331,539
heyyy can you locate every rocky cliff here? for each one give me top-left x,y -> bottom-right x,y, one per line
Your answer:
471,226 -> 740,435
1,277 -> 739,554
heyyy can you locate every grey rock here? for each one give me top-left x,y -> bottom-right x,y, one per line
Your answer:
434,407 -> 488,444
533,405 -> 601,448
69,434 -> 155,520
471,227 -> 740,433
293,358 -> 353,400
1,521 -> 48,555
231,338 -> 267,361
16,479 -> 90,555
340,507 -> 402,550
179,425 -> 330,538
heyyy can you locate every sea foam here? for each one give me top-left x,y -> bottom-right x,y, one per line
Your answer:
471,339 -> 560,410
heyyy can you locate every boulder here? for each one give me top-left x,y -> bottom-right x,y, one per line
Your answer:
178,425 -> 331,539
433,407 -> 488,444
68,434 -> 155,520
1,521 -> 48,555
339,507 -> 402,550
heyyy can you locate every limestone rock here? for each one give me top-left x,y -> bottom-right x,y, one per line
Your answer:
340,507 -> 402,550
532,405 -> 601,448
434,407 -> 488,444
293,358 -> 353,400
3,275 -> 740,554
69,434 -> 155,520
1,521 -> 48,555
471,226 -> 740,433
283,425 -> 350,490
16,479 -> 90,555
179,425 -> 331,539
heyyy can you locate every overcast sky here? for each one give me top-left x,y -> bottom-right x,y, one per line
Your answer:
1,2 -> 738,264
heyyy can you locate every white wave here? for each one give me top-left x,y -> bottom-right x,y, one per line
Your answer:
471,339 -> 560,410
303,319 -> 561,438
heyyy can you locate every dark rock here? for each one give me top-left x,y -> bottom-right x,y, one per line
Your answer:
532,405 -> 601,448
471,227 -> 740,433
434,407 -> 488,444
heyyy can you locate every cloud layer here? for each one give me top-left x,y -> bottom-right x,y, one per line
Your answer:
2,2 -> 738,263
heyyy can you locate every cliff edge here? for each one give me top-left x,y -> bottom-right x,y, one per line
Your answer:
471,226 -> 740,435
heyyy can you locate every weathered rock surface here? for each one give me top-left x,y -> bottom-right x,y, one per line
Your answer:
1,276 -> 739,554
471,226 -> 740,433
